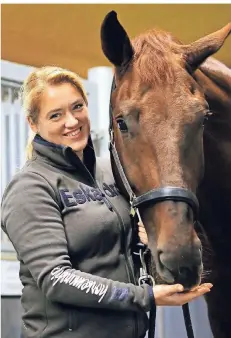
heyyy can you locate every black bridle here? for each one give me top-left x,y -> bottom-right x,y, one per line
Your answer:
108,77 -> 197,338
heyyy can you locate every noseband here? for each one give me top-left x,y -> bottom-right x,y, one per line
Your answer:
108,77 -> 196,338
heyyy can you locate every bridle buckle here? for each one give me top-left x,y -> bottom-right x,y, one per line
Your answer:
138,274 -> 155,286
137,248 -> 156,286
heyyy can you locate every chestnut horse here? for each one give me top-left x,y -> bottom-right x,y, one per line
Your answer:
100,11 -> 231,338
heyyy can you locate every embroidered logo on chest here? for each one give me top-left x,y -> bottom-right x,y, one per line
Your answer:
59,183 -> 120,209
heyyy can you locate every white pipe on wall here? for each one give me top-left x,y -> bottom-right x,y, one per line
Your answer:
88,66 -> 113,158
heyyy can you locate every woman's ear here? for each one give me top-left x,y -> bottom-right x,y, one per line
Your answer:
27,116 -> 38,134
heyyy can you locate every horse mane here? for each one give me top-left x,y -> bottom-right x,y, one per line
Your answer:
195,57 -> 231,115
131,29 -> 183,85
200,57 -> 231,94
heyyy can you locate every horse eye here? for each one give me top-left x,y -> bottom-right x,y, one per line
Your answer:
117,118 -> 128,132
203,110 -> 213,127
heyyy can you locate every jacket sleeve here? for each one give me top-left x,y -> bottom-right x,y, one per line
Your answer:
1,171 -> 155,313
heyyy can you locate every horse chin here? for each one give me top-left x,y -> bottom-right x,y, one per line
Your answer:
151,256 -> 203,290
172,271 -> 202,291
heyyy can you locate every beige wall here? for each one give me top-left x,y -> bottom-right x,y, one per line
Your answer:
2,4 -> 231,77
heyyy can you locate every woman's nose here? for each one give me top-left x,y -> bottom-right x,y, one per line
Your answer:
65,113 -> 79,128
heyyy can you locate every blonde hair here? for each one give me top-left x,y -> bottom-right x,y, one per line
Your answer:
21,66 -> 88,159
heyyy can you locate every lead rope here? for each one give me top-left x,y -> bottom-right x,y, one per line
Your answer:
183,303 -> 194,338
148,306 -> 157,338
136,242 -> 194,338
135,245 -> 156,338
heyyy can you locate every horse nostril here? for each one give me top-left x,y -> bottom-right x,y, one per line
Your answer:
157,250 -> 165,269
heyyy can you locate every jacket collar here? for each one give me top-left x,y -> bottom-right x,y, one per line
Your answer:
33,134 -> 96,178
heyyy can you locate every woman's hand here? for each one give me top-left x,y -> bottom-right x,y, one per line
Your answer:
153,283 -> 213,306
138,221 -> 148,245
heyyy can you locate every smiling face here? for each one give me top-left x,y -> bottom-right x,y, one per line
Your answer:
29,82 -> 90,159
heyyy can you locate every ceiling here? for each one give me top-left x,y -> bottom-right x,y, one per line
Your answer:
2,4 -> 231,78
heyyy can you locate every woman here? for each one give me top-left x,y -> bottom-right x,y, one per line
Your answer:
1,66 -> 212,338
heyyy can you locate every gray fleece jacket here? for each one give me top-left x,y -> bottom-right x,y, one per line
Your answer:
1,134 -> 154,338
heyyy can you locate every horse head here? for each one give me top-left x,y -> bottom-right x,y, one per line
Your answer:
101,11 -> 231,289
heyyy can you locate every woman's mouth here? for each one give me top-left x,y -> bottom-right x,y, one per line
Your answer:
64,127 -> 82,139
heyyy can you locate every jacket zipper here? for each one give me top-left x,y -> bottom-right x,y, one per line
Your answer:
68,311 -> 73,331
109,201 -> 139,338
75,164 -> 139,338
109,202 -> 135,282
83,166 -> 135,284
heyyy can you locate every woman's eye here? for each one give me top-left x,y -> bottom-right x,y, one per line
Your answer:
73,103 -> 83,110
50,112 -> 61,120
117,118 -> 128,132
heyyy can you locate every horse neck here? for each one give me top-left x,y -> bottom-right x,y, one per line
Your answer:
195,58 -> 231,185
195,58 -> 231,259
199,57 -> 231,95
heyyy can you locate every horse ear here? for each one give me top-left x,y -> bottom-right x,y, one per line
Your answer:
184,23 -> 231,69
100,11 -> 134,68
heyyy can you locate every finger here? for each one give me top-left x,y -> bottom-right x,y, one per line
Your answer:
138,233 -> 147,240
153,284 -> 184,298
175,287 -> 211,304
199,283 -> 213,289
138,222 -> 145,229
138,226 -> 146,233
138,229 -> 148,238
163,284 -> 185,295
190,283 -> 213,292
138,234 -> 148,245
156,287 -> 211,306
